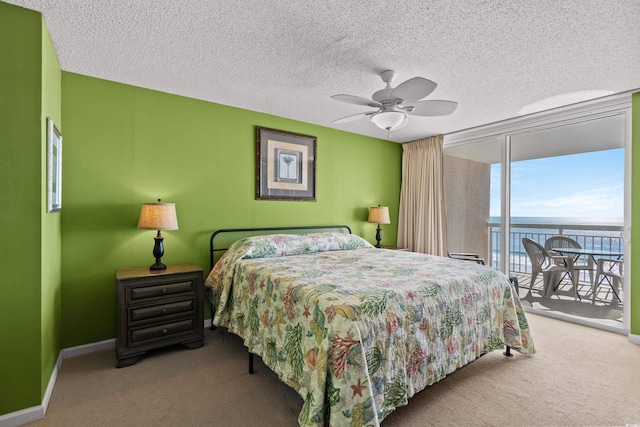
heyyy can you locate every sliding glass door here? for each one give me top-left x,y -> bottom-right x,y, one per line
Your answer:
509,114 -> 625,329
444,97 -> 630,333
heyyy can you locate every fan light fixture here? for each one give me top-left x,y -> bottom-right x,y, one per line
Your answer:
370,111 -> 406,132
331,69 -> 458,137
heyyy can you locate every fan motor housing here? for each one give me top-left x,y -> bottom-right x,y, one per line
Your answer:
372,88 -> 399,105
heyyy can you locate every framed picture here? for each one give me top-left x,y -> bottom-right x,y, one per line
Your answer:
256,126 -> 317,201
47,118 -> 62,212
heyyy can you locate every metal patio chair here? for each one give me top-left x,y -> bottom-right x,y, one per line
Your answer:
447,251 -> 520,293
447,251 -> 485,265
593,258 -> 623,303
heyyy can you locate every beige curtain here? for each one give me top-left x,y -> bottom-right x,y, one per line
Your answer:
397,135 -> 447,255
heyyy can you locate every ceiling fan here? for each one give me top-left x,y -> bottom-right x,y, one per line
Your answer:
330,70 -> 458,136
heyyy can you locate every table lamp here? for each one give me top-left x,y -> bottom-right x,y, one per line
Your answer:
137,199 -> 179,270
368,205 -> 390,248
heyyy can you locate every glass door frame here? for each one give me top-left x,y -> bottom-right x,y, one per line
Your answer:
444,92 -> 633,334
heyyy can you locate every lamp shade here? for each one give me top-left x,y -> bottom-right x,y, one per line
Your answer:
368,206 -> 390,224
137,202 -> 179,230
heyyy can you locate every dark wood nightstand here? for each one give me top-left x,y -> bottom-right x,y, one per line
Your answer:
116,264 -> 204,368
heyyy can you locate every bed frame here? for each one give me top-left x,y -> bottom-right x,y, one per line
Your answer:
208,225 -> 353,373
207,224 -> 512,377
209,225 -> 352,269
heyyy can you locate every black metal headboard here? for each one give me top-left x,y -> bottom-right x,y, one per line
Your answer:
209,225 -> 352,269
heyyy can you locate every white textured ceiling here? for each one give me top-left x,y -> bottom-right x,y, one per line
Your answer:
5,0 -> 640,143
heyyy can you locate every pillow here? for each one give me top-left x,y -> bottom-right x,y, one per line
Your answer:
241,232 -> 372,259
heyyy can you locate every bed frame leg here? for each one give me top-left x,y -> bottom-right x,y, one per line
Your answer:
209,304 -> 216,330
503,346 -> 513,357
249,353 -> 254,374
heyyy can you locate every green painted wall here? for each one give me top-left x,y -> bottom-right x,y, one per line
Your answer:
631,92 -> 639,336
1,0 -> 636,418
0,2 -> 62,415
60,72 -> 402,347
40,20 -> 63,396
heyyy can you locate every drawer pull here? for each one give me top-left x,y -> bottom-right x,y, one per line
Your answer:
162,288 -> 167,294
162,329 -> 168,334
162,308 -> 168,314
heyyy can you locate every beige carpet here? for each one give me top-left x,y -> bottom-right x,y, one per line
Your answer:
28,314 -> 640,427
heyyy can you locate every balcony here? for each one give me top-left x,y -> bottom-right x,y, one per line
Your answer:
487,220 -> 624,330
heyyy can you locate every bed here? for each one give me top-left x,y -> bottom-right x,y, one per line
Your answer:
205,226 -> 535,426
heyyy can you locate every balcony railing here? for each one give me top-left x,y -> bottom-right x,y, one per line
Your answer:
487,220 -> 624,273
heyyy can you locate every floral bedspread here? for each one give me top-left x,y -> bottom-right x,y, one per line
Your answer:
205,232 -> 535,427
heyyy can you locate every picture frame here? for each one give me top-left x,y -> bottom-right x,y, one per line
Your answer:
256,126 -> 317,201
47,118 -> 62,212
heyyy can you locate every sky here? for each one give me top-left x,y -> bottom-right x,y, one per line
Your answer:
490,148 -> 624,219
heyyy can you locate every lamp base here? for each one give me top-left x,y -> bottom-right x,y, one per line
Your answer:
374,224 -> 383,248
150,262 -> 167,270
150,232 -> 166,270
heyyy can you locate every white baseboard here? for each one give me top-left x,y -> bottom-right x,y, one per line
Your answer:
42,351 -> 63,414
61,338 -> 115,359
629,333 -> 640,345
0,320 -> 212,427
0,405 -> 45,427
0,351 -> 62,427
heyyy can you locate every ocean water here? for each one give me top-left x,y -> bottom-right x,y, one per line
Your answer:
491,216 -> 623,226
487,216 -> 624,270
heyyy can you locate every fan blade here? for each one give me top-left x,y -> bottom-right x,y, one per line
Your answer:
391,77 -> 437,102
331,94 -> 382,108
405,100 -> 458,116
332,111 -> 376,124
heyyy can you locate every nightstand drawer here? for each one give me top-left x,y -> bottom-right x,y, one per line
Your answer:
130,299 -> 194,322
116,264 -> 204,367
130,318 -> 195,344
129,280 -> 194,301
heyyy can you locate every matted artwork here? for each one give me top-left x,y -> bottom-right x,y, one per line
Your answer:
47,118 -> 62,212
256,126 -> 316,201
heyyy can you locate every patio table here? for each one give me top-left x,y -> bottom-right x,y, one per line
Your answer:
551,247 -> 623,299
550,247 -> 623,264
